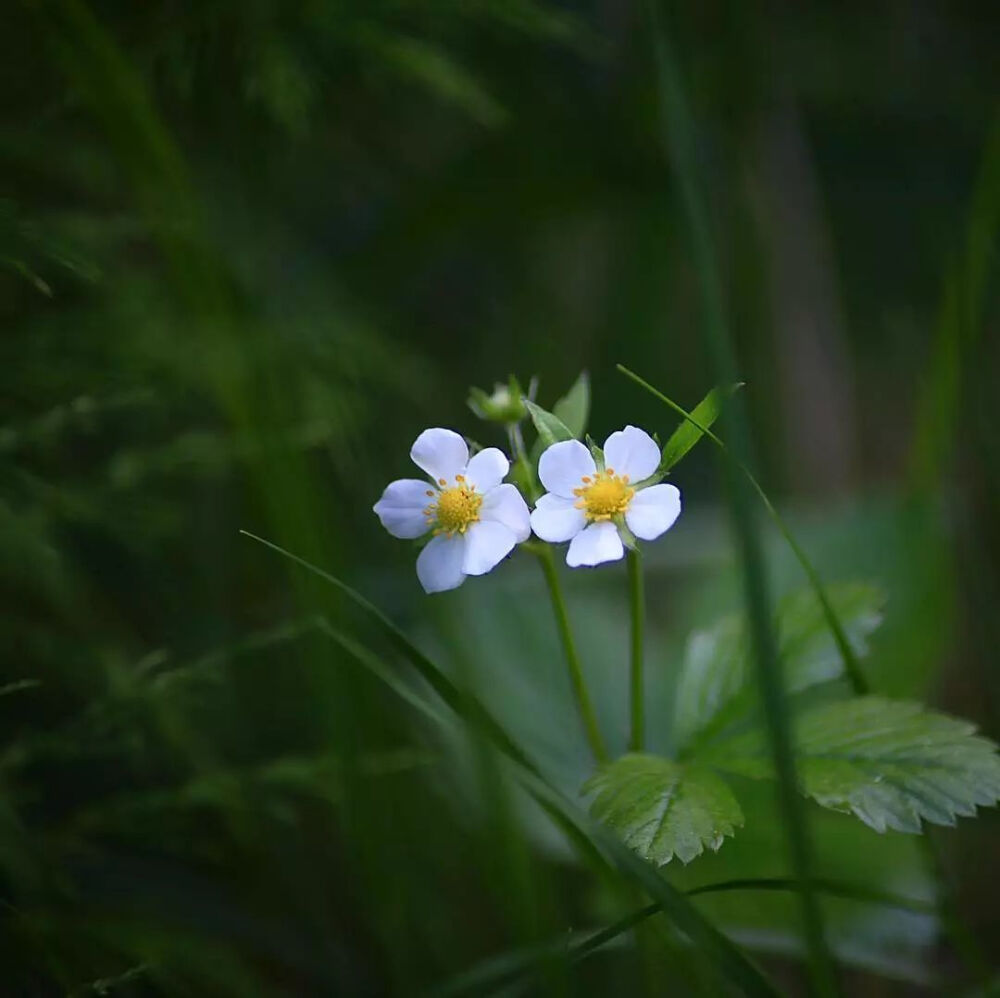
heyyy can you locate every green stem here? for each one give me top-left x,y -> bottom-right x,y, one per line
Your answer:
507,421 -> 540,502
536,548 -> 608,764
627,549 -> 645,752
510,421 -> 607,764
617,365 -> 870,697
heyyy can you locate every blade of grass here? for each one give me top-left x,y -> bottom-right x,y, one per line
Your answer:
618,364 -> 869,697
642,2 -> 836,992
909,113 -> 1000,488
685,877 -> 934,913
436,876 -> 935,997
657,382 -> 743,474
905,113 -> 1000,985
240,530 -> 538,775
317,621 -> 450,727
244,532 -> 779,997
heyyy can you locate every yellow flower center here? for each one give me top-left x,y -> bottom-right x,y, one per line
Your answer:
573,468 -> 634,522
424,475 -> 482,536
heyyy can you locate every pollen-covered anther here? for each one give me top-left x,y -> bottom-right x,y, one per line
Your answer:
572,469 -> 635,522
428,483 -> 483,536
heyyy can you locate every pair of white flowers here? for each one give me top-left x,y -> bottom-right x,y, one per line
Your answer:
373,426 -> 682,593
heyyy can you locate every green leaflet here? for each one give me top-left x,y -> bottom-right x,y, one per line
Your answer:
706,697 -> 1000,834
523,399 -> 575,448
655,382 -> 741,476
674,583 -> 885,752
551,370 -> 590,439
583,754 -> 743,866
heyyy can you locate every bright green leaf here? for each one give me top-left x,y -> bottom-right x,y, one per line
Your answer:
551,371 -> 590,439
674,583 -> 884,751
524,399 -> 575,448
708,697 -> 1000,833
583,754 -> 744,866
656,382 -> 741,474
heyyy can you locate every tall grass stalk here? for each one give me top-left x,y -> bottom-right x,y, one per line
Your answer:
642,2 -> 837,992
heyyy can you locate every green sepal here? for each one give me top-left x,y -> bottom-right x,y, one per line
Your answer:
585,434 -> 604,467
615,515 -> 638,551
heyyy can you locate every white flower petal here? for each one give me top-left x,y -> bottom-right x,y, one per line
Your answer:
530,492 -> 586,543
538,440 -> 596,497
566,521 -> 624,568
373,479 -> 434,539
410,428 -> 469,484
480,483 -> 531,542
462,521 -> 517,576
625,484 -> 682,541
416,534 -> 467,593
603,425 -> 660,483
464,447 -> 509,492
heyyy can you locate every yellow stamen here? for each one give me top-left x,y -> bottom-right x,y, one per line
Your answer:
427,480 -> 482,536
572,469 -> 634,522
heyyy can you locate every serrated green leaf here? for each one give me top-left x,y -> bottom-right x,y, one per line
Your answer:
583,754 -> 744,866
551,371 -> 590,438
707,697 -> 1000,833
675,583 -> 884,752
657,382 -> 741,474
524,399 -> 575,448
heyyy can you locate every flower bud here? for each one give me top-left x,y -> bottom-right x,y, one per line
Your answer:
467,377 -> 528,425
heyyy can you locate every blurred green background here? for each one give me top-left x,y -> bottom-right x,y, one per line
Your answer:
2,0 -> 999,994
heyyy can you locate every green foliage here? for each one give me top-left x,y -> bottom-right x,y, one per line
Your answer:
254,537 -> 779,997
585,585 -> 1000,869
551,370 -> 591,439
656,382 -> 741,476
674,582 -> 885,751
710,698 -> 1000,834
583,754 -> 744,865
3,0 -> 999,990
467,376 -> 528,424
524,398 -> 575,448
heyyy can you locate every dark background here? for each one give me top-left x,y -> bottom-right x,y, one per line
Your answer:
2,1 -> 998,994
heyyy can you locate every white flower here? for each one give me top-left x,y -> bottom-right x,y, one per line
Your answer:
373,428 -> 531,593
530,425 -> 681,567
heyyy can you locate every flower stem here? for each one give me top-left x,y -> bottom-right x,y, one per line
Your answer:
507,422 -> 539,502
627,548 -> 645,752
536,548 -> 608,764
